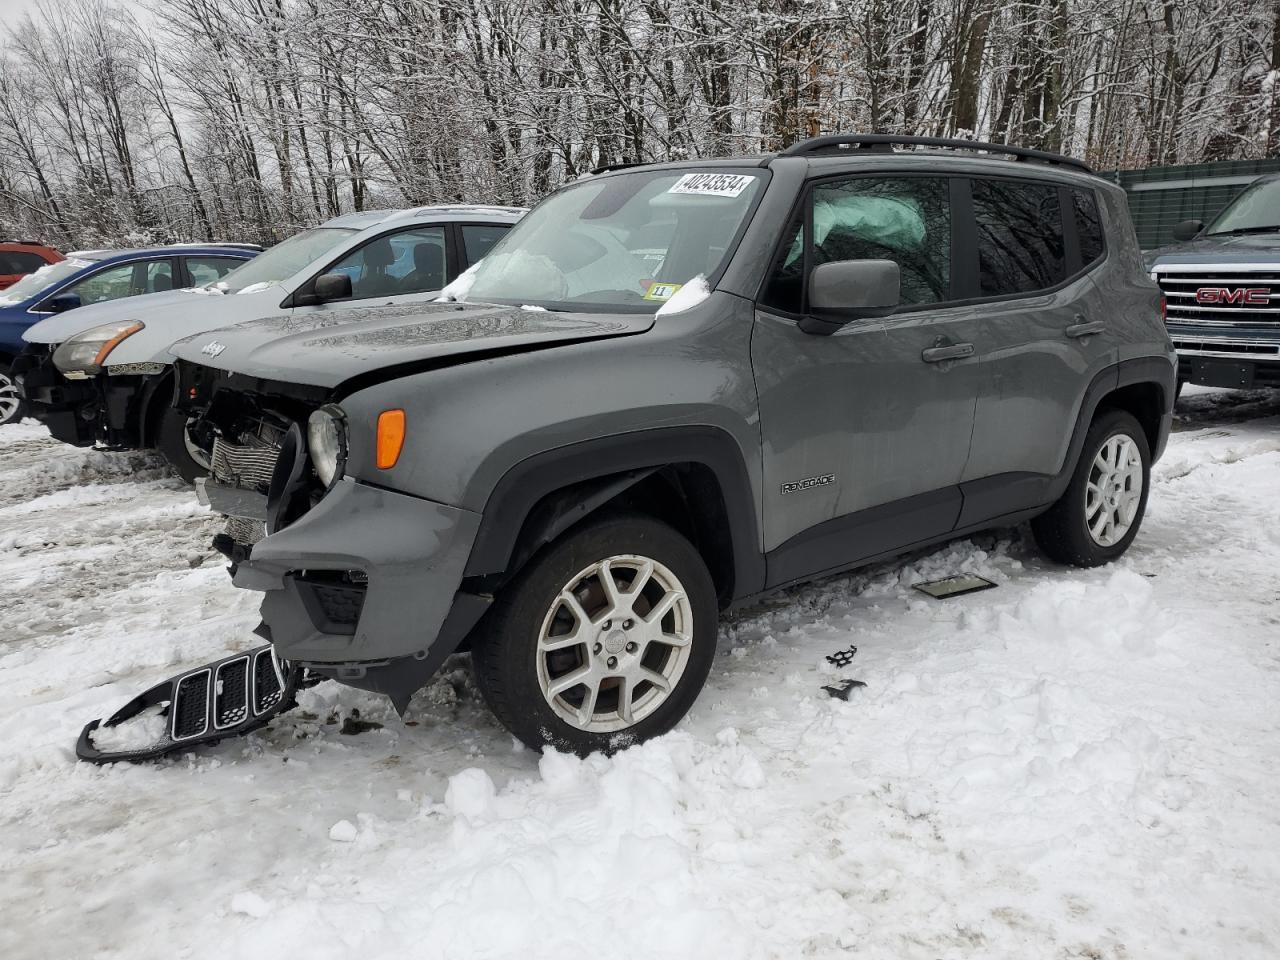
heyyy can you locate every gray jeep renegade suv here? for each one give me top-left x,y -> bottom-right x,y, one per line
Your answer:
157,135 -> 1173,757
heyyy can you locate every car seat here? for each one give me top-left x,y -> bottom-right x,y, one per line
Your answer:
356,236 -> 400,297
399,241 -> 445,294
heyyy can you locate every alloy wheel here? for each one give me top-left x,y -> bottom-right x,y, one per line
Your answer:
0,371 -> 21,425
535,554 -> 694,734
1085,433 -> 1143,546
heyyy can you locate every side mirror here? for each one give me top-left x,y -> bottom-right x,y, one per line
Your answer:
43,292 -> 82,314
302,272 -> 353,305
1172,219 -> 1203,242
799,259 -> 900,335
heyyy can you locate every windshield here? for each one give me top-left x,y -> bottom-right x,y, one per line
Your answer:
462,169 -> 764,311
213,227 -> 357,293
0,258 -> 92,305
1206,179 -> 1280,235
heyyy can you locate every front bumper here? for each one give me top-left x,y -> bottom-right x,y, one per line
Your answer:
233,474 -> 484,665
12,349 -> 99,446
1168,323 -> 1280,389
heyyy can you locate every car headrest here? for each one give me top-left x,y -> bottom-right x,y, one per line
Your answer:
362,237 -> 395,269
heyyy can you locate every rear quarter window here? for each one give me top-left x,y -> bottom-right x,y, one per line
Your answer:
1072,189 -> 1105,266
972,179 -> 1066,296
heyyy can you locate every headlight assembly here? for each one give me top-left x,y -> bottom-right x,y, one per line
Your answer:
51,321 -> 144,378
307,404 -> 348,488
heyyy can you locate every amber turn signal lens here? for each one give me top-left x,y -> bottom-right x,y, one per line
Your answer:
93,322 -> 144,366
376,409 -> 406,469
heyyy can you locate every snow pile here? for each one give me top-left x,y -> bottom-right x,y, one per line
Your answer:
1,392 -> 1279,959
434,262 -> 479,301
87,704 -> 169,753
655,274 -> 710,316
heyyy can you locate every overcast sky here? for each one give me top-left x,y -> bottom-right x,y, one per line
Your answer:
0,0 -> 154,36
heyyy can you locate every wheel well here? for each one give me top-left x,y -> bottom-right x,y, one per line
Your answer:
1095,381 -> 1164,453
139,370 -> 175,447
482,463 -> 739,608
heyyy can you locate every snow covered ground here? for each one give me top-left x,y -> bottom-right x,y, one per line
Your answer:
1,387 -> 1278,960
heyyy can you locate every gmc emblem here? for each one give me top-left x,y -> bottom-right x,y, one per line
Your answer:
1195,286 -> 1270,305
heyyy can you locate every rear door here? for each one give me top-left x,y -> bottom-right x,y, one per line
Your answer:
751,174 -> 983,583
961,179 -> 1115,522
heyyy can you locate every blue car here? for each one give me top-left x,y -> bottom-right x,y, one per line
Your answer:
0,243 -> 260,424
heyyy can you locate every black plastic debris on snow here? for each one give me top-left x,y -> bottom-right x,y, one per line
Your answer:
912,573 -> 998,600
822,645 -> 866,701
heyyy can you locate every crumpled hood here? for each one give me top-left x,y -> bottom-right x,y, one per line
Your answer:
169,301 -> 654,389
21,288 -> 223,344
1145,232 -> 1280,269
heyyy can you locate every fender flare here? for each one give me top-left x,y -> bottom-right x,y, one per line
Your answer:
463,425 -> 766,601
1048,355 -> 1174,504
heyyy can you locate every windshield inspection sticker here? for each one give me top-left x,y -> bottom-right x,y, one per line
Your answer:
668,173 -> 753,198
644,281 -> 683,301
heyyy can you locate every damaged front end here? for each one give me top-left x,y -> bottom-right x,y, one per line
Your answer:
79,359 -> 486,762
13,345 -> 164,449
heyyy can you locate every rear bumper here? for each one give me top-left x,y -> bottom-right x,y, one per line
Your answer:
233,475 -> 484,665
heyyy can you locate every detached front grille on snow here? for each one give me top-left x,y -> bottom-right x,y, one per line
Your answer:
1156,268 -> 1280,326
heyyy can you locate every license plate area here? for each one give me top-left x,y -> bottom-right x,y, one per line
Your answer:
1190,359 -> 1254,389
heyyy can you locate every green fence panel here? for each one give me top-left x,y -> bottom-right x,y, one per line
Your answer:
1099,159 -> 1280,249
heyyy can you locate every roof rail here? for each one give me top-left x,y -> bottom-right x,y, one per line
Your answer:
777,134 -> 1092,174
591,161 -> 649,175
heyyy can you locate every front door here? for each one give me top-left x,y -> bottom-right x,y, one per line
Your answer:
751,174 -> 982,585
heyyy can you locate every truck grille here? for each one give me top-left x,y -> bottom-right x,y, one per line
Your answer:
1155,268 -> 1280,326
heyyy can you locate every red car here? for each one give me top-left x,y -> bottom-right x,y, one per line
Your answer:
0,241 -> 63,291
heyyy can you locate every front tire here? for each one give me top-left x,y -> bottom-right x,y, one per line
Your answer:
0,363 -> 24,426
472,513 -> 718,755
1031,409 -> 1151,567
155,405 -> 210,484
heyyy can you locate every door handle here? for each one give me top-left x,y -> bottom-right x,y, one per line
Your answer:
1065,319 -> 1106,339
921,342 -> 974,363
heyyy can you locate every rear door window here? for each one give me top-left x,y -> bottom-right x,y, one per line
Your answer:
185,256 -> 245,286
971,179 -> 1066,296
461,224 -> 510,267
761,176 -> 952,313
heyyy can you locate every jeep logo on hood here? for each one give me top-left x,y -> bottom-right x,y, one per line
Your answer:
201,340 -> 227,358
1194,286 -> 1270,305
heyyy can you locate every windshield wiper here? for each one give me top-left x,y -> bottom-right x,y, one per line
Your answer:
1207,225 -> 1280,236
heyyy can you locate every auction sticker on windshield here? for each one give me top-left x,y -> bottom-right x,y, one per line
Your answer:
668,173 -> 753,197
644,282 -> 683,301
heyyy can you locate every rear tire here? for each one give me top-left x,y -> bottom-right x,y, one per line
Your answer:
1031,409 -> 1151,567
0,362 -> 24,426
156,405 -> 210,484
472,513 -> 718,755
